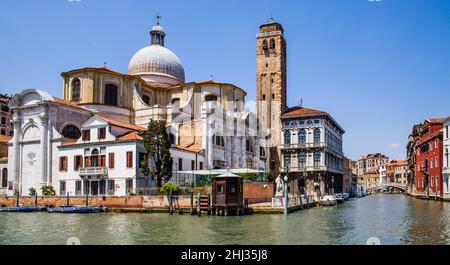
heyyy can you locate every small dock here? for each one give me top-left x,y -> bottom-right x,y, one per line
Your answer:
249,201 -> 316,214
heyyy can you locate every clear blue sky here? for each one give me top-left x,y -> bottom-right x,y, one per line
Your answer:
1,0 -> 449,161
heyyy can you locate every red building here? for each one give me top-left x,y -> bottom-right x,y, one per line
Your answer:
415,118 -> 444,197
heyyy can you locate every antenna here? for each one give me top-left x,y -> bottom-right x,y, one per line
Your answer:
210,74 -> 214,80
298,98 -> 303,107
269,12 -> 274,23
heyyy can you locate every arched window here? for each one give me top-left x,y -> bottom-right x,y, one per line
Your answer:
61,125 -> 81,139
262,94 -> 266,101
299,152 -> 306,168
1,168 -> 7,188
104,84 -> 118,106
284,153 -> 291,167
299,129 -> 306,145
284,130 -> 291,145
270,38 -> 275,49
262,39 -> 268,50
172,98 -> 181,109
142,95 -> 150,105
314,128 -> 321,144
205,95 -> 218,102
446,148 -> 449,168
314,152 -> 321,167
71,78 -> 81,101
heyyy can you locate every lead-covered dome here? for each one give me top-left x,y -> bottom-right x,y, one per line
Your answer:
128,23 -> 185,85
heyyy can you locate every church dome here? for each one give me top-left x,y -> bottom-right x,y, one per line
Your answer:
128,22 -> 185,85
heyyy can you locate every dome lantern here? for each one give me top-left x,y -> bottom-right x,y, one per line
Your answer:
150,14 -> 165,46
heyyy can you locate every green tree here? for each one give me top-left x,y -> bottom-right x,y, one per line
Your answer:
41,185 -> 56,196
29,187 -> 36,196
141,119 -> 173,188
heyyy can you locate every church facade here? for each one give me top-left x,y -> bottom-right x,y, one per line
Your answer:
5,21 -> 267,196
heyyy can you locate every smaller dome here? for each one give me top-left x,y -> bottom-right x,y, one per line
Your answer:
151,24 -> 165,35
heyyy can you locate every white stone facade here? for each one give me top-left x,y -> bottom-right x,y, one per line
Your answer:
443,118 -> 450,199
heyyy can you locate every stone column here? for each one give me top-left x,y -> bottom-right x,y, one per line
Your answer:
39,111 -> 48,186
12,117 -> 21,194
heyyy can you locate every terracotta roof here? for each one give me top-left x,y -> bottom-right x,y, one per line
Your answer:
54,98 -> 93,112
282,106 -> 326,117
175,145 -> 203,153
196,79 -> 220,84
117,131 -> 143,141
95,115 -> 146,132
387,160 -> 407,166
61,138 -> 78,146
426,118 -> 445,124
0,135 -> 12,143
0,157 -> 7,162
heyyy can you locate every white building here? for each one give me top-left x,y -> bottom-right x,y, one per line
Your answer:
443,117 -> 450,199
4,20 -> 267,196
280,106 -> 345,198
379,165 -> 387,185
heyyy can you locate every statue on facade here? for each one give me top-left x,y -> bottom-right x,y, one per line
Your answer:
275,174 -> 284,197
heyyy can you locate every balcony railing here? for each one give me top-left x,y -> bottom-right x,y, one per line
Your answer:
443,167 -> 450,175
79,167 -> 108,177
282,142 -> 326,149
281,166 -> 327,172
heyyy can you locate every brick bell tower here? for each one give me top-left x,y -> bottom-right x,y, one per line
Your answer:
256,18 -> 287,175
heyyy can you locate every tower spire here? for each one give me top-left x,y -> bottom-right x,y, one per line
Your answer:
155,12 -> 162,25
150,13 -> 166,46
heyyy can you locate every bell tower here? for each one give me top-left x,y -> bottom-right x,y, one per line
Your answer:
256,19 -> 287,173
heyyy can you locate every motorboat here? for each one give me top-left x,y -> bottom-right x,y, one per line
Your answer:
320,195 -> 337,206
333,194 -> 345,204
47,205 -> 107,213
342,193 -> 350,200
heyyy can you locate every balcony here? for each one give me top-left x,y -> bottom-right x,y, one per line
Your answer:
281,166 -> 327,173
281,142 -> 326,149
443,167 -> 450,175
79,167 -> 108,178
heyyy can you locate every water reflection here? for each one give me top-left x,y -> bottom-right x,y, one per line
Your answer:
1,194 -> 450,245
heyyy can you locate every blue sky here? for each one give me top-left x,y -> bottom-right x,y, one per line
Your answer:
1,0 -> 449,160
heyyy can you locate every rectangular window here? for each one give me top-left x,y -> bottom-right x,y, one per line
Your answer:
446,126 -> 449,139
430,159 -> 434,169
100,155 -> 106,167
60,181 -> 66,196
83,181 -> 90,195
199,162 -> 204,170
107,180 -> 115,196
74,155 -> 83,171
178,158 -> 183,171
99,180 -> 106,195
82,130 -> 90,141
1,130 -> 5,135
126,151 -> 133,168
75,180 -> 82,196
139,152 -> 146,169
435,157 -> 439,168
108,153 -> 115,169
126,179 -> 133,195
1,117 -> 6,125
98,127 -> 106,140
84,156 -> 91,168
59,157 -> 68,172
431,177 -> 434,187
191,160 -> 195,170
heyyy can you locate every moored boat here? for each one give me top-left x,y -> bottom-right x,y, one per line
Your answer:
320,195 -> 337,206
333,194 -> 345,203
47,205 -> 107,213
0,206 -> 38,212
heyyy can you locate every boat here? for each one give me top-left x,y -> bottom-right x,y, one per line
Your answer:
320,195 -> 337,206
342,193 -> 350,200
0,206 -> 37,212
333,194 -> 345,204
47,205 -> 107,213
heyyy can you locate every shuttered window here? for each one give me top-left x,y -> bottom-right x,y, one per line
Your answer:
126,152 -> 133,168
109,153 -> 115,169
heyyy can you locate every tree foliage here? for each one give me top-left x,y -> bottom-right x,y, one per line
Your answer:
160,182 -> 181,195
41,185 -> 56,196
141,119 -> 173,187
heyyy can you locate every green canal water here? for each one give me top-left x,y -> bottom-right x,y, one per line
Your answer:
1,194 -> 450,245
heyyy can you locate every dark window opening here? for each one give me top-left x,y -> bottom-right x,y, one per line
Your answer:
62,125 -> 81,139
104,84 -> 118,106
142,95 -> 150,105
71,78 -> 81,101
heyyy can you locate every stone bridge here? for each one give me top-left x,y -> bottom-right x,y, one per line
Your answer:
366,183 -> 407,193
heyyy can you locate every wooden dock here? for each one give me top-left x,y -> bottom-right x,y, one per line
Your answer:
249,201 -> 316,214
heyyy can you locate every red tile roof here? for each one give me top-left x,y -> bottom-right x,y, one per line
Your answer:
95,115 -> 146,132
175,145 -> 203,153
117,131 -> 143,141
0,157 -> 7,162
0,135 -> 12,143
282,106 -> 326,117
426,118 -> 445,124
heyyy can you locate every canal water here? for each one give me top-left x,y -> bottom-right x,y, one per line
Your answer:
1,194 -> 450,245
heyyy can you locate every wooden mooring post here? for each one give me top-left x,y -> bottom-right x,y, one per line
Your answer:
169,190 -> 173,215
197,193 -> 201,217
190,192 -> 194,215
